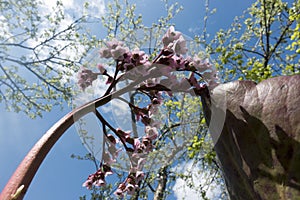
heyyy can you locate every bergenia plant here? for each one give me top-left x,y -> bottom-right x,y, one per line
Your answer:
78,26 -> 219,197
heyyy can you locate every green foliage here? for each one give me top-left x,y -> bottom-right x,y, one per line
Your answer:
0,0 -> 99,117
72,0 -> 227,199
286,1 -> 300,54
205,0 -> 299,83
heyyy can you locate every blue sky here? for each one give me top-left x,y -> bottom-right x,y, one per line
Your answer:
0,0 -> 257,199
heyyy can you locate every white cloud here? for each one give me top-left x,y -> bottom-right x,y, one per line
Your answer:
172,161 -> 223,200
40,0 -> 105,19
0,15 -> 12,42
22,0 -> 106,92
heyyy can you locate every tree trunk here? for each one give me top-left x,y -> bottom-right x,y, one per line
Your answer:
153,166 -> 168,200
201,75 -> 300,199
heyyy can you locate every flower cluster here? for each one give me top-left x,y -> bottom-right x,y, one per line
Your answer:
82,164 -> 113,189
77,67 -> 99,91
79,26 -> 219,197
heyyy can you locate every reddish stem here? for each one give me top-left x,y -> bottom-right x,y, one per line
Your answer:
0,78 -> 142,200
0,64 -> 167,200
0,94 -> 111,200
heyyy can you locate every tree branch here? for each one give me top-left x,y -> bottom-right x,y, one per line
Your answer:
0,67 -> 161,199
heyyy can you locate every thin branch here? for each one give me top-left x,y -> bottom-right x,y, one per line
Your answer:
4,57 -> 69,95
240,47 -> 265,58
0,63 -> 42,111
0,64 -> 161,199
268,20 -> 293,59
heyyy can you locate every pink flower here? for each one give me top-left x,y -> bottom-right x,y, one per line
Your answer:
77,66 -> 98,91
97,63 -> 106,74
136,170 -> 145,182
131,48 -> 149,65
125,183 -> 137,195
141,137 -> 153,153
99,39 -> 129,60
106,38 -> 123,49
99,47 -> 112,58
172,35 -> 188,55
162,26 -> 182,47
145,126 -> 158,140
106,134 -> 117,145
171,54 -> 187,69
192,56 -> 211,73
137,157 -> 146,170
124,64 -> 150,80
114,183 -> 126,198
133,138 -> 141,151
132,106 -> 148,122
114,188 -> 124,198
111,45 -> 129,60
82,175 -> 94,189
94,178 -> 106,187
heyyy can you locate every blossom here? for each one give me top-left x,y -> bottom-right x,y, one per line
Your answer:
94,178 -> 106,187
125,183 -> 137,195
114,183 -> 126,198
145,126 -> 158,140
136,170 -> 145,182
82,174 -> 94,189
82,166 -> 112,189
106,134 -> 117,145
111,45 -> 129,60
131,48 -> 149,65
123,64 -> 150,80
172,35 -> 188,55
162,26 -> 182,47
99,38 -> 129,60
133,138 -> 141,151
97,63 -> 106,74
141,137 -> 153,152
81,26 -> 219,198
99,47 -> 112,58
106,38 -> 124,49
192,56 -> 212,73
77,66 -> 98,91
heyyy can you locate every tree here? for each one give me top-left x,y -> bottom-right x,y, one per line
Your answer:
1,0 -> 224,199
72,1 -> 226,199
1,0 -> 299,200
0,23 -> 222,200
0,0 -> 99,118
203,0 -> 299,82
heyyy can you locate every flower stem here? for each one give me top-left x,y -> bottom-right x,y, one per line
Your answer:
0,73 -> 150,200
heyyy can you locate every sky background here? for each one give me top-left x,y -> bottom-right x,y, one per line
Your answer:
0,0 -> 258,199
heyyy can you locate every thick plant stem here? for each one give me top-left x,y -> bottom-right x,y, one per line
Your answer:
0,96 -> 108,200
0,78 -> 144,200
0,70 -> 159,200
